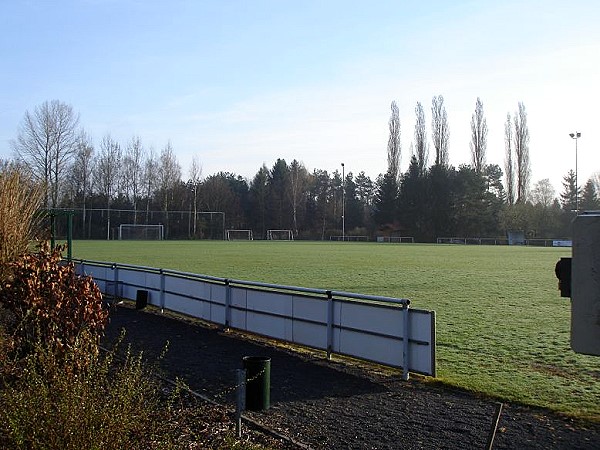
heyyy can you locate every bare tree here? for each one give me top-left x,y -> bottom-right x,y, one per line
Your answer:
431,95 -> 449,167
470,97 -> 488,173
70,132 -> 94,234
143,148 -> 159,222
414,102 -> 429,175
504,113 -> 515,205
94,134 -> 122,239
189,155 -> 203,236
11,100 -> 80,207
123,136 -> 145,223
158,142 -> 182,235
513,102 -> 531,203
387,101 -> 401,182
531,179 -> 555,208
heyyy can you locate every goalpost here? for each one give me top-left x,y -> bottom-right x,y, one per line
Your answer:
267,229 -> 294,241
387,236 -> 414,243
377,236 -> 415,243
226,229 -> 254,241
118,224 -> 164,240
436,237 -> 466,245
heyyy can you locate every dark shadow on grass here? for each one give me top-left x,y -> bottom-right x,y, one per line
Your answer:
103,303 -> 388,404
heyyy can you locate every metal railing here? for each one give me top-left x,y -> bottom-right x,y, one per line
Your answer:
74,259 -> 436,380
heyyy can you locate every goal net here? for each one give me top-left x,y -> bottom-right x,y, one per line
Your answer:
378,236 -> 414,243
267,229 -> 293,240
118,224 -> 164,240
330,235 -> 369,241
436,237 -> 466,245
226,229 -> 254,241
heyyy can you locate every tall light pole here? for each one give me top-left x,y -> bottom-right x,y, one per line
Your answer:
569,132 -> 581,214
341,162 -> 345,241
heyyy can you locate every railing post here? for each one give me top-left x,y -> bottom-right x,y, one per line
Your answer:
160,268 -> 166,312
402,304 -> 410,381
112,263 -> 119,300
326,290 -> 333,360
225,279 -> 232,328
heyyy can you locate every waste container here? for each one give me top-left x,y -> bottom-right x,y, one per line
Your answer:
136,289 -> 149,309
243,356 -> 271,411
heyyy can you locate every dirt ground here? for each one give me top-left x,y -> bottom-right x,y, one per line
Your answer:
103,303 -> 600,449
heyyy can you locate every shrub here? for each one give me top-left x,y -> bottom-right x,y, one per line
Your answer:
0,165 -> 43,282
0,243 -> 108,370
0,336 -> 169,450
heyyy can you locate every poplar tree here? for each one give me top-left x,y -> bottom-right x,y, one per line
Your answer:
387,101 -> 401,182
470,97 -> 487,173
431,95 -> 449,167
513,102 -> 531,203
414,102 -> 429,175
504,113 -> 515,205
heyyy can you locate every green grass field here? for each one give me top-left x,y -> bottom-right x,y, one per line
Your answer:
72,240 -> 600,421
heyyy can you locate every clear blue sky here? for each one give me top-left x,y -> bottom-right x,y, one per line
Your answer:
1,0 -> 598,194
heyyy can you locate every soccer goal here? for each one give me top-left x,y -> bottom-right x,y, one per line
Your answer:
226,229 -> 254,241
330,235 -> 369,242
267,229 -> 294,240
118,224 -> 164,240
377,236 -> 414,243
436,237 -> 467,245
389,236 -> 414,243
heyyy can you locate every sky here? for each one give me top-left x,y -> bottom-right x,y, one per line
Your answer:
1,0 -> 598,195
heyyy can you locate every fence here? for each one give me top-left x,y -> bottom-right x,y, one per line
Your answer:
74,260 -> 436,380
436,237 -> 572,247
50,208 -> 225,240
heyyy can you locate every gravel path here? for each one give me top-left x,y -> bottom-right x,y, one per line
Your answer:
104,303 -> 600,449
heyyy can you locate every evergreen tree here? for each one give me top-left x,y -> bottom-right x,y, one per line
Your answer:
249,165 -> 269,237
454,165 -> 499,237
309,169 -> 332,240
398,156 -> 427,241
483,164 -> 505,201
267,159 -> 291,229
373,172 -> 399,227
560,170 -> 579,213
426,164 -> 454,240
581,179 -> 599,211
354,171 -> 375,230
343,173 -> 363,232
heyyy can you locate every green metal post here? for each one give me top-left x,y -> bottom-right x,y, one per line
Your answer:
67,211 -> 73,260
50,212 -> 56,250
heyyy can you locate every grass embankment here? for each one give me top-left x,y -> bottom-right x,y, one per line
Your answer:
72,240 -> 600,421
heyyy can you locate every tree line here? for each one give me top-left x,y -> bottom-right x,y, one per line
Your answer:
6,99 -> 599,241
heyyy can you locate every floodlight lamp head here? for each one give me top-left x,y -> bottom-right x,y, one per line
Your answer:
577,132 -> 581,138
569,133 -> 575,138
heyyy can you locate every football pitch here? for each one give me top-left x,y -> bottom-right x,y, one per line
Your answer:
72,240 -> 600,421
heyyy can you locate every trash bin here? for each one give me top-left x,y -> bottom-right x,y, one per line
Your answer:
136,289 -> 149,309
243,356 -> 271,411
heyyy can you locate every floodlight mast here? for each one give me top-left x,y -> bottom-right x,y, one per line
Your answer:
569,132 -> 581,214
341,162 -> 345,241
